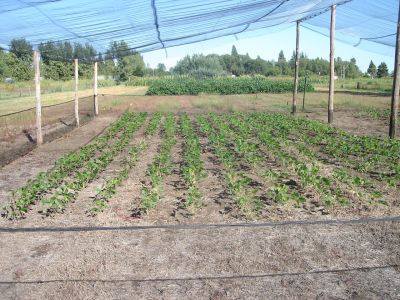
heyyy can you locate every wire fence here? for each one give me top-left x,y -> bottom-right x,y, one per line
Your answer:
0,96 -> 95,142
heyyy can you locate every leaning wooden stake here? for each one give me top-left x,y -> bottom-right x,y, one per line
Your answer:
34,50 -> 43,145
74,58 -> 79,127
328,5 -> 336,124
292,20 -> 300,114
94,61 -> 99,116
389,1 -> 400,138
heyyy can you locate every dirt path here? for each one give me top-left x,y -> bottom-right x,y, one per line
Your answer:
0,114 -> 119,209
303,110 -> 391,138
0,218 -> 399,299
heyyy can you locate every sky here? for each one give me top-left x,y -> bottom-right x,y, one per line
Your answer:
142,24 -> 395,73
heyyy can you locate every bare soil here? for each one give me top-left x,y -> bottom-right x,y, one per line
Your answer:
0,220 -> 399,299
0,99 -> 399,299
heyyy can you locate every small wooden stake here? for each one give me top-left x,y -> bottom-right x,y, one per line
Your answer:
328,5 -> 336,124
292,20 -> 300,114
74,59 -> 79,127
34,50 -> 43,145
389,1 -> 400,139
94,62 -> 98,116
302,77 -> 307,111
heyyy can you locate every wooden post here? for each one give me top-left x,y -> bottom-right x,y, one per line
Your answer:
389,1 -> 400,139
34,50 -> 43,145
94,62 -> 98,116
302,77 -> 307,111
292,20 -> 300,114
74,58 -> 79,127
328,5 -> 336,124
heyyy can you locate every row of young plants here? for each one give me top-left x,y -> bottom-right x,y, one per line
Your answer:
246,113 -> 385,205
258,113 -> 381,189
222,113 -> 307,205
88,112 -> 164,215
41,112 -> 148,213
277,115 -> 399,187
145,77 -> 314,96
89,142 -> 147,215
232,113 -> 346,206
145,112 -> 163,136
3,112 -> 140,219
179,113 -> 206,209
196,114 -> 261,215
140,114 -> 177,212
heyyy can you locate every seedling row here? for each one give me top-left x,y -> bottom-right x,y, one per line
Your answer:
3,111 -> 399,221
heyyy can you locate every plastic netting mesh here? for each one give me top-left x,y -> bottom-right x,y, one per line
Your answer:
0,0 -> 397,57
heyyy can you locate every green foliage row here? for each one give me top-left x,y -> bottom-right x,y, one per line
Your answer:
89,142 -> 147,215
197,114 -> 261,215
179,113 -> 206,208
41,112 -> 147,213
140,114 -> 177,212
144,77 -> 314,96
3,112 -> 144,218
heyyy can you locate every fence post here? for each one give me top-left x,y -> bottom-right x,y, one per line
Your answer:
74,58 -> 79,127
94,62 -> 98,116
302,77 -> 307,111
328,5 -> 336,124
389,1 -> 400,138
34,50 -> 43,145
292,20 -> 300,114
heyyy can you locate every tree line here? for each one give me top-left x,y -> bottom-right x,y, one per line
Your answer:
171,45 -> 375,79
0,40 -> 391,82
0,38 -> 146,81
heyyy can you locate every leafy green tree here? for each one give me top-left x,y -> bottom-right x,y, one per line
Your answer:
346,58 -> 362,78
9,38 -> 33,60
377,62 -> 389,78
367,60 -> 377,79
173,54 -> 225,77
115,53 -> 145,81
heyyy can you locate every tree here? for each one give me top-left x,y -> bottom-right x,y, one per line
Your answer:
377,62 -> 389,78
173,54 -> 225,77
346,58 -> 362,78
276,50 -> 289,75
231,45 -> 238,57
108,41 -> 133,62
115,52 -> 145,81
156,63 -> 166,75
9,38 -> 33,60
367,60 -> 377,79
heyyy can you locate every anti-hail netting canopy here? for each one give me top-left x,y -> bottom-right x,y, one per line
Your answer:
0,0 -> 398,58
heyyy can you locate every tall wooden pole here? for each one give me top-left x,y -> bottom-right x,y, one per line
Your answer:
389,1 -> 400,139
94,62 -> 98,116
34,50 -> 43,145
328,5 -> 336,124
292,20 -> 300,114
74,58 -> 79,127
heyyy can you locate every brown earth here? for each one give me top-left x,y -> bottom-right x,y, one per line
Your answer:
0,96 -> 399,299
